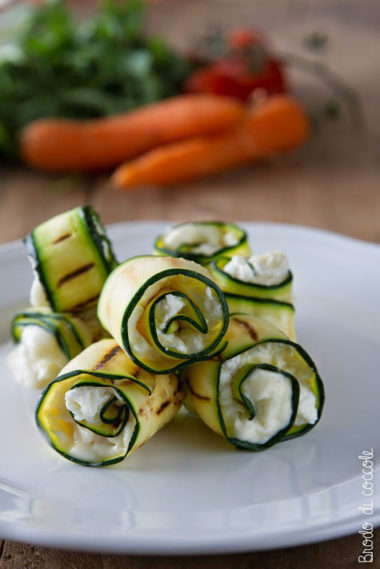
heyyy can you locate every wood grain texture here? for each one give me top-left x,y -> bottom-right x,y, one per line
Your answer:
0,166 -> 92,244
1,530 -> 380,569
90,158 -> 380,244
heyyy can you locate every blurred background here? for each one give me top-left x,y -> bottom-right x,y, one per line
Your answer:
0,0 -> 379,243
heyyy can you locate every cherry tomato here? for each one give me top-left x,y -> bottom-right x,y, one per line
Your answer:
185,56 -> 286,101
185,26 -> 286,101
227,27 -> 261,50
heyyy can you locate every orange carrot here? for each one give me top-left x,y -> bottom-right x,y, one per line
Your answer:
113,95 -> 310,189
20,95 -> 245,172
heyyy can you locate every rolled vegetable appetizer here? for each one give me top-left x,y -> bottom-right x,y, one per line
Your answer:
25,205 -> 118,313
36,339 -> 184,466
8,307 -> 105,388
181,315 -> 324,450
208,251 -> 295,340
208,251 -> 293,302
153,221 -> 251,265
98,255 -> 229,373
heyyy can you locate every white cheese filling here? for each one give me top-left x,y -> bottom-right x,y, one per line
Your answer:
130,283 -> 223,357
155,287 -> 222,353
219,342 -> 318,441
162,223 -> 238,256
219,367 -> 293,444
64,385 -> 136,462
294,385 -> 318,426
30,275 -> 50,307
7,326 -> 68,389
224,251 -> 289,286
65,386 -> 124,424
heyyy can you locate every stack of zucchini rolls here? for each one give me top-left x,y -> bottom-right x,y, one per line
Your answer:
9,216 -> 324,466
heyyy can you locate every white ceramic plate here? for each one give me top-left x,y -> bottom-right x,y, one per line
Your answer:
0,221 -> 379,555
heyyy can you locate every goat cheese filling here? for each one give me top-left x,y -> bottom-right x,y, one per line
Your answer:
219,341 -> 318,443
129,279 -> 223,357
162,223 -> 238,256
219,367 -> 294,444
7,326 -> 68,388
224,251 -> 289,286
64,385 -> 136,462
30,275 -> 50,307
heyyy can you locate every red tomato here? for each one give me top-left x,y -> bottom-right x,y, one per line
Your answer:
185,26 -> 286,101
227,27 -> 261,50
185,57 -> 286,101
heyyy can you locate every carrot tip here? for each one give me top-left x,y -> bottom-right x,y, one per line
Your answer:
112,166 -> 136,190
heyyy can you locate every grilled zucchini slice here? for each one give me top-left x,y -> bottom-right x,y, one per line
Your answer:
8,307 -> 106,388
153,221 -> 251,265
181,315 -> 324,450
98,255 -> 229,374
208,252 -> 295,339
25,205 -> 117,313
225,294 -> 296,341
11,308 -> 85,357
209,255 -> 293,302
36,339 -> 184,466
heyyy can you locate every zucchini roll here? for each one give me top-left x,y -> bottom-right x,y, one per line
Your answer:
181,315 -> 324,450
209,251 -> 293,302
208,251 -> 295,340
153,221 -> 251,265
98,256 -> 229,373
25,206 -> 118,313
8,307 -> 105,389
36,339 -> 184,466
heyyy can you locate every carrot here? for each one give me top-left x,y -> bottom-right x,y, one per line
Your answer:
113,95 -> 310,189
20,95 -> 246,172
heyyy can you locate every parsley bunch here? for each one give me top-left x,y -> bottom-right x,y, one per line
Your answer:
0,0 -> 189,159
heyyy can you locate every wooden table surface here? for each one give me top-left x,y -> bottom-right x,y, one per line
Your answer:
1,1 -> 380,567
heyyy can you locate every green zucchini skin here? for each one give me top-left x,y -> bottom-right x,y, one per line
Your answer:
11,309 -> 85,361
225,293 -> 296,341
270,339 -> 325,441
98,256 -> 230,375
24,205 -> 118,313
36,371 -> 141,467
153,221 -> 251,265
80,206 -> 117,274
121,267 -> 229,373
218,364 -> 300,451
208,256 -> 293,302
220,338 -> 324,442
35,339 -> 184,467
182,315 -> 325,450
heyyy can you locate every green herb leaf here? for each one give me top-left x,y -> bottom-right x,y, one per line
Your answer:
0,0 -> 190,159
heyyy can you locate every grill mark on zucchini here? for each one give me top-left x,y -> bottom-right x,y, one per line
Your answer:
93,345 -> 121,370
71,294 -> 100,311
138,407 -> 148,418
58,263 -> 95,287
187,382 -> 211,401
156,400 -> 170,415
131,367 -> 141,379
234,317 -> 258,341
53,233 -> 71,244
